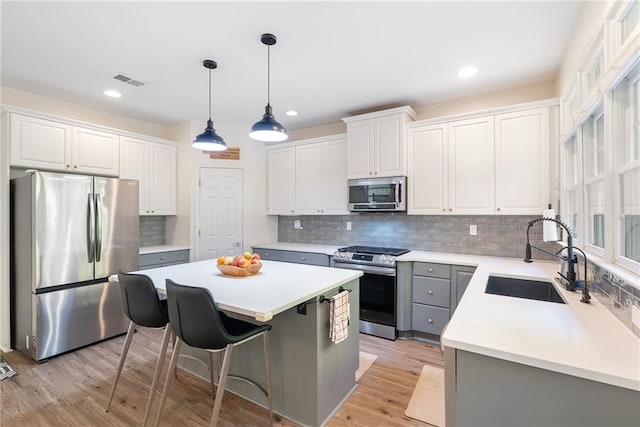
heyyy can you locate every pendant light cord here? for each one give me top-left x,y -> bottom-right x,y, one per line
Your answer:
267,44 -> 271,105
208,68 -> 212,120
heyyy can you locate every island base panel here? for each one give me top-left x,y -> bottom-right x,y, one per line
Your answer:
176,279 -> 360,426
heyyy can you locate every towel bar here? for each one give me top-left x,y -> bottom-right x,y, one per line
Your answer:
296,286 -> 352,315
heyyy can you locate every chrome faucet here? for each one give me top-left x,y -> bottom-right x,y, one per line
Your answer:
524,217 -> 591,304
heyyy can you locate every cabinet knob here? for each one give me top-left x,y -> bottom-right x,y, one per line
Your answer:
428,290 -> 433,295
265,252 -> 270,256
317,209 -> 320,213
496,207 -> 501,212
369,172 -> 373,176
442,209 -> 446,212
448,208 -> 452,212
291,210 -> 294,213
374,171 -> 378,175
151,210 -> 155,213
66,164 -> 71,168
160,256 -> 165,261
73,165 -> 78,169
428,318 -> 434,324
428,268 -> 434,273
302,256 -> 306,261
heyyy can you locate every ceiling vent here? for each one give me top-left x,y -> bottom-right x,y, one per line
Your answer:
113,73 -> 144,87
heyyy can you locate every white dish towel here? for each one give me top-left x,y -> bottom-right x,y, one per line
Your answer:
329,290 -> 350,343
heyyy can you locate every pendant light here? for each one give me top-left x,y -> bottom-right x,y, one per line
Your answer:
193,59 -> 227,151
249,33 -> 288,142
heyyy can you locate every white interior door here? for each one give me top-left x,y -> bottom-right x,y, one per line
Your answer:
196,168 -> 243,261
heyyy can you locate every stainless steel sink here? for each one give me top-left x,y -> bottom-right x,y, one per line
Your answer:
485,276 -> 566,304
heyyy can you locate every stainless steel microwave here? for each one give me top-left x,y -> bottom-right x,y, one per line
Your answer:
348,176 -> 406,212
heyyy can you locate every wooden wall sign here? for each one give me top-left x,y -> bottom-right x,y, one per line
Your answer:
208,147 -> 240,160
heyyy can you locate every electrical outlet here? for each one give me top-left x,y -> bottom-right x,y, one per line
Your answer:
346,221 -> 352,231
294,220 -> 302,230
469,225 -> 477,236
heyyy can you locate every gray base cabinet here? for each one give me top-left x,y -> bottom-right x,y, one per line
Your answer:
445,347 -> 640,427
397,261 -> 476,339
252,247 -> 330,267
139,249 -> 189,270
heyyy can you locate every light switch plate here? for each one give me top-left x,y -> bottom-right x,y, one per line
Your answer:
346,221 -> 352,231
470,225 -> 477,236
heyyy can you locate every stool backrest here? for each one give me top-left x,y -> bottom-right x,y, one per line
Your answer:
117,272 -> 168,328
165,279 -> 233,350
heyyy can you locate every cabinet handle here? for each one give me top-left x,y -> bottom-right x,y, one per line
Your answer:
428,268 -> 434,273
428,290 -> 433,295
428,318 -> 434,324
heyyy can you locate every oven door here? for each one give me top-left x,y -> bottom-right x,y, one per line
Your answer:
334,262 -> 397,337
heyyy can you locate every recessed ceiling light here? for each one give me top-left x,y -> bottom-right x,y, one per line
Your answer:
285,110 -> 298,117
103,89 -> 122,98
458,66 -> 478,79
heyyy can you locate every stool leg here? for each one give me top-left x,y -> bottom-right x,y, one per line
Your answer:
142,325 -> 171,427
154,338 -> 183,427
106,321 -> 135,411
263,331 -> 273,425
210,344 -> 233,426
208,351 -> 215,398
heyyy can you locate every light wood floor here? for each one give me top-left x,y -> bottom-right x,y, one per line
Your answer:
1,328 -> 443,426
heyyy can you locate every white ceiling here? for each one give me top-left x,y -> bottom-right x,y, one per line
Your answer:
1,1 -> 583,130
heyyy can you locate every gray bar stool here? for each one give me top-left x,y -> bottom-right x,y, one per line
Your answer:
106,272 -> 172,426
155,279 -> 273,426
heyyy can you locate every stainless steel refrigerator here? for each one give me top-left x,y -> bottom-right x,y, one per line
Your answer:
10,170 -> 139,362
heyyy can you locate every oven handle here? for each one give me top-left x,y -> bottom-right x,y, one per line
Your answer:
333,262 -> 396,276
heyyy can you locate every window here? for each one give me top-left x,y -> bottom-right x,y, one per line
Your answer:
562,134 -> 582,241
621,0 -> 639,44
586,180 -> 605,248
587,54 -> 603,94
583,108 -> 606,252
613,62 -> 640,269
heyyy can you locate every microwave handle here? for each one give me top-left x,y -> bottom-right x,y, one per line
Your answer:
396,182 -> 401,204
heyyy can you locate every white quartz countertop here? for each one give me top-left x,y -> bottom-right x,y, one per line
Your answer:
251,242 -> 340,256
120,259 -> 362,322
399,251 -> 640,391
139,245 -> 191,255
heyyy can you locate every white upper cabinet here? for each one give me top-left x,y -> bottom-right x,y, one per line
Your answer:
448,116 -> 495,214
267,135 -> 348,216
407,124 -> 448,214
267,147 -> 296,215
71,126 -> 119,176
296,137 -> 348,215
119,136 -> 177,215
494,107 -> 550,214
343,106 -> 416,179
9,113 -> 119,175
407,103 -> 553,215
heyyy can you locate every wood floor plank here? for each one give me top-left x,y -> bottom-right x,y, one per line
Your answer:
1,329 -> 442,426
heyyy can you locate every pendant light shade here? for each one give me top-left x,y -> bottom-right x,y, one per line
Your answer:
250,33 -> 288,142
193,59 -> 227,152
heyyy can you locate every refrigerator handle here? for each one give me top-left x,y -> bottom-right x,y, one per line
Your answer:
87,193 -> 95,263
95,194 -> 102,262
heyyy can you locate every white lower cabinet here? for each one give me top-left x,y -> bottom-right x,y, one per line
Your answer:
9,113 -> 119,176
408,104 -> 552,215
267,135 -> 348,215
120,136 -> 176,215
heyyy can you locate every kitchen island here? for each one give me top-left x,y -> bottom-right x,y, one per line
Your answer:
122,259 -> 362,426
398,251 -> 640,427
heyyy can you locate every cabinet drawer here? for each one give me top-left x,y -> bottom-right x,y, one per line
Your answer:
413,262 -> 450,279
252,248 -> 330,267
412,304 -> 450,335
139,249 -> 189,268
413,276 -> 450,308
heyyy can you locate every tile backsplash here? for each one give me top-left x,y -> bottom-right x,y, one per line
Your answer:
140,216 -> 165,246
278,213 -> 640,336
278,214 -> 557,259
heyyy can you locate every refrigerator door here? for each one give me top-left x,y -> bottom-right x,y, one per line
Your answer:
94,177 -> 139,279
34,172 -> 94,290
33,280 -> 129,361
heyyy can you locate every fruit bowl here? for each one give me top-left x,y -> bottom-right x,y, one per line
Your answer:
217,263 -> 262,277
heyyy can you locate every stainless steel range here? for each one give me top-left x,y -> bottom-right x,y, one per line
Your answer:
333,245 -> 410,340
